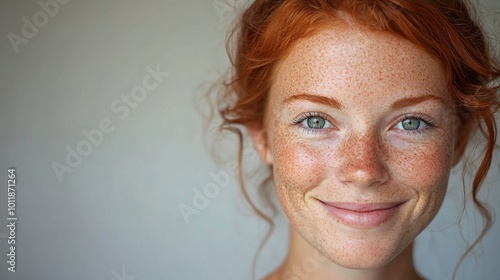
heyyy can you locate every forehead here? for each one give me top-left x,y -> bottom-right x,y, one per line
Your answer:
270,26 -> 449,105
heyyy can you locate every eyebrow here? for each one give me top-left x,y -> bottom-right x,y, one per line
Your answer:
283,93 -> 446,110
283,94 -> 343,109
389,95 -> 446,109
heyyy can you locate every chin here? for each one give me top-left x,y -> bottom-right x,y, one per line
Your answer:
295,220 -> 416,269
331,242 -> 404,269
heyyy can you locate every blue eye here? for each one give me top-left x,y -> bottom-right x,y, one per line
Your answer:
401,118 -> 421,130
395,116 -> 432,132
306,116 -> 326,129
293,112 -> 334,132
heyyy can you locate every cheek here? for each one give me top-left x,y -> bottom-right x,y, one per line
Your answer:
270,134 -> 332,221
391,141 -> 453,187
273,143 -> 327,188
389,139 -> 454,223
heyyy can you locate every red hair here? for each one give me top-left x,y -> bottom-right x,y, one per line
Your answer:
212,0 -> 500,277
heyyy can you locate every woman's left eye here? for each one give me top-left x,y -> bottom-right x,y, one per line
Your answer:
395,117 -> 430,131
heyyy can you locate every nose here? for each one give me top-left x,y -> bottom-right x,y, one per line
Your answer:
337,131 -> 389,188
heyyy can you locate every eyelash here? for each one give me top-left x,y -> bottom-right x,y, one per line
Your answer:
291,112 -> 435,135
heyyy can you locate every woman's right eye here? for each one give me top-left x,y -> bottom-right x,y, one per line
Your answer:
303,116 -> 328,129
293,112 -> 334,132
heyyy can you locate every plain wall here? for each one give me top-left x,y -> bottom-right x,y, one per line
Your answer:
0,0 -> 499,279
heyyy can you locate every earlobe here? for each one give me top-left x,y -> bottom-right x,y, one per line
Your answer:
247,124 -> 273,165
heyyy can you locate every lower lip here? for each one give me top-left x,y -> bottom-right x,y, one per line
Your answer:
320,202 -> 404,229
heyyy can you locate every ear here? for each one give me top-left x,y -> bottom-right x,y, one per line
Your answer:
452,116 -> 474,166
247,123 -> 273,165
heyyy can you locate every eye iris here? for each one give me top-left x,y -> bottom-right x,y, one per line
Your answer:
307,117 -> 326,129
402,118 -> 420,130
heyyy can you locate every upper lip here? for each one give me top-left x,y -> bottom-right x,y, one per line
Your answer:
318,201 -> 405,212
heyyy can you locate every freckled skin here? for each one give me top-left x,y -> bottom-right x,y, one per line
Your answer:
253,25 -> 461,279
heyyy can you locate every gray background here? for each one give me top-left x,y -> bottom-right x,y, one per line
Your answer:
0,0 -> 499,279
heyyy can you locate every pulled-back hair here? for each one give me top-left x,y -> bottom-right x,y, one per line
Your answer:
212,0 -> 499,278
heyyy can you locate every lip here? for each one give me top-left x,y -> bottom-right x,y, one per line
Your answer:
318,200 -> 405,229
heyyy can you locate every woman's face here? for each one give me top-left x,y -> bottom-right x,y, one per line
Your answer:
252,26 -> 461,268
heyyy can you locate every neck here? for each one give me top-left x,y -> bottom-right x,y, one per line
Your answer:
270,227 -> 422,280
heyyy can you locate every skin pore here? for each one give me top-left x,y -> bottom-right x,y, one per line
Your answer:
249,23 -> 463,280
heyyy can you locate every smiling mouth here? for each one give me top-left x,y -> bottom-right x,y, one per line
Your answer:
318,200 -> 406,229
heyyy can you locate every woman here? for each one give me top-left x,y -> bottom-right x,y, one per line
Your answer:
211,0 -> 499,279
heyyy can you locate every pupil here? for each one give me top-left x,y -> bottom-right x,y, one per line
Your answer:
402,118 -> 420,130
